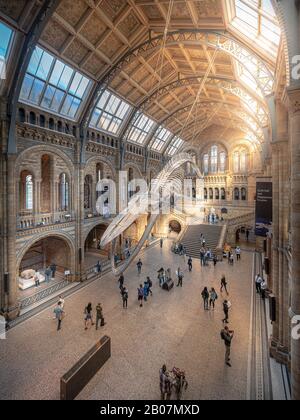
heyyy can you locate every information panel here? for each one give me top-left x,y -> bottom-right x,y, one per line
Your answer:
255,182 -> 273,237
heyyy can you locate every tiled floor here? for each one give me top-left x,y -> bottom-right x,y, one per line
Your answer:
0,241 -> 254,400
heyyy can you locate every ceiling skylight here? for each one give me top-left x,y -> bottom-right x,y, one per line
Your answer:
231,0 -> 281,57
0,21 -> 13,80
127,112 -> 155,145
90,89 -> 131,135
166,136 -> 185,156
19,46 -> 91,120
150,126 -> 173,152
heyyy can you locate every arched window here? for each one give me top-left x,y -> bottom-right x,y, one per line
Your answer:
25,175 -> 33,210
234,187 -> 240,200
84,175 -> 92,209
29,112 -> 36,125
241,187 -> 247,201
209,188 -> 213,200
211,146 -> 218,173
233,152 -> 240,173
215,188 -> 220,200
219,152 -> 226,172
203,154 -> 209,175
221,188 -> 226,200
18,108 -> 25,123
59,173 -> 69,211
204,188 -> 208,200
240,151 -> 247,173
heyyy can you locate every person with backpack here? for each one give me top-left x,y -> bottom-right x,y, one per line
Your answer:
137,284 -> 144,307
53,302 -> 64,331
146,277 -> 153,296
209,288 -> 218,309
221,326 -> 234,367
143,281 -> 150,302
201,287 -> 209,310
222,300 -> 231,324
188,257 -> 193,272
220,275 -> 229,295
95,302 -> 105,329
122,287 -> 128,309
84,303 -> 94,330
137,259 -> 143,275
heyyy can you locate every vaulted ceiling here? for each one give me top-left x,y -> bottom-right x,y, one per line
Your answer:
0,0 -> 283,150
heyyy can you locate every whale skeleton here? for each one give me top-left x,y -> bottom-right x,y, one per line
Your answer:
100,153 -> 204,276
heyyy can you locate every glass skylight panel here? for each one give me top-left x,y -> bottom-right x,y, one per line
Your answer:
19,46 -> 91,120
151,126 -> 172,152
0,21 -> 13,79
231,0 -> 280,55
90,89 -> 131,135
127,113 -> 155,145
166,136 -> 184,156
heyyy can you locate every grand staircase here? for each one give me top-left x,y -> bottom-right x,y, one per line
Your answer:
181,224 -> 224,259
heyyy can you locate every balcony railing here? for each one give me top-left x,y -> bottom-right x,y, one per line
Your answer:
17,211 -> 75,230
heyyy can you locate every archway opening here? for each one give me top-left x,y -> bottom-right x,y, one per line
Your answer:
84,224 -> 109,269
18,236 -> 72,295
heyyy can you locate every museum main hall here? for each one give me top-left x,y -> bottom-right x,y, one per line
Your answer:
0,0 -> 299,401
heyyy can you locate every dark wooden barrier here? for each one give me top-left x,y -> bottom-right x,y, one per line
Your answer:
60,335 -> 111,400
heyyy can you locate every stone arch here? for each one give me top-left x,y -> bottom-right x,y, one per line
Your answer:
124,162 -> 143,179
85,155 -> 117,181
16,232 -> 76,279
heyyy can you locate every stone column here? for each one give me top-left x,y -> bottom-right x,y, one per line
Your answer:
6,154 -> 18,318
287,88 -> 300,401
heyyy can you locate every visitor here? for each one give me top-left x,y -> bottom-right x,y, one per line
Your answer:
209,288 -> 218,309
220,275 -> 228,295
118,273 -> 124,290
222,300 -> 231,324
84,302 -> 94,330
213,255 -> 218,267
188,257 -> 193,272
143,281 -> 150,302
146,277 -> 153,296
45,266 -> 52,283
246,229 -> 250,241
235,246 -> 241,261
176,268 -> 184,287
95,302 -> 105,329
160,238 -> 164,249
53,302 -> 64,331
122,287 -> 128,309
201,287 -> 209,310
255,273 -> 263,294
50,263 -> 57,279
158,269 -> 165,287
229,253 -> 234,265
159,365 -> 171,401
221,326 -> 234,367
137,284 -> 144,307
261,279 -> 267,300
34,271 -> 40,288
58,295 -> 65,309
200,247 -> 205,266
96,260 -> 102,274
137,259 -> 143,275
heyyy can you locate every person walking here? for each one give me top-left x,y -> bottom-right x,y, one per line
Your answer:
176,268 -> 184,287
96,260 -> 102,274
84,303 -> 94,330
261,279 -> 267,300
95,302 -> 105,329
235,246 -> 241,261
118,273 -> 125,290
188,257 -> 193,272
209,288 -> 218,309
137,284 -> 144,307
53,302 -> 64,331
45,266 -> 52,283
220,275 -> 229,295
255,274 -> 263,294
160,365 -> 171,401
143,281 -> 150,302
50,263 -> 57,279
160,238 -> 164,249
122,287 -> 128,309
246,229 -> 250,241
221,326 -> 234,367
200,247 -> 205,267
222,300 -> 231,324
213,255 -> 218,267
34,271 -> 40,288
146,277 -> 153,296
137,259 -> 143,275
201,287 -> 209,310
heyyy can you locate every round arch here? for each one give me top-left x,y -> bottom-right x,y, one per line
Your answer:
85,155 -> 117,181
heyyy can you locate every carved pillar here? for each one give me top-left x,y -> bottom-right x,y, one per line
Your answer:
287,88 -> 300,401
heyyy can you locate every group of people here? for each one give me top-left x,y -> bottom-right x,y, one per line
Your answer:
160,365 -> 188,401
34,264 -> 57,288
172,242 -> 186,256
255,273 -> 268,299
